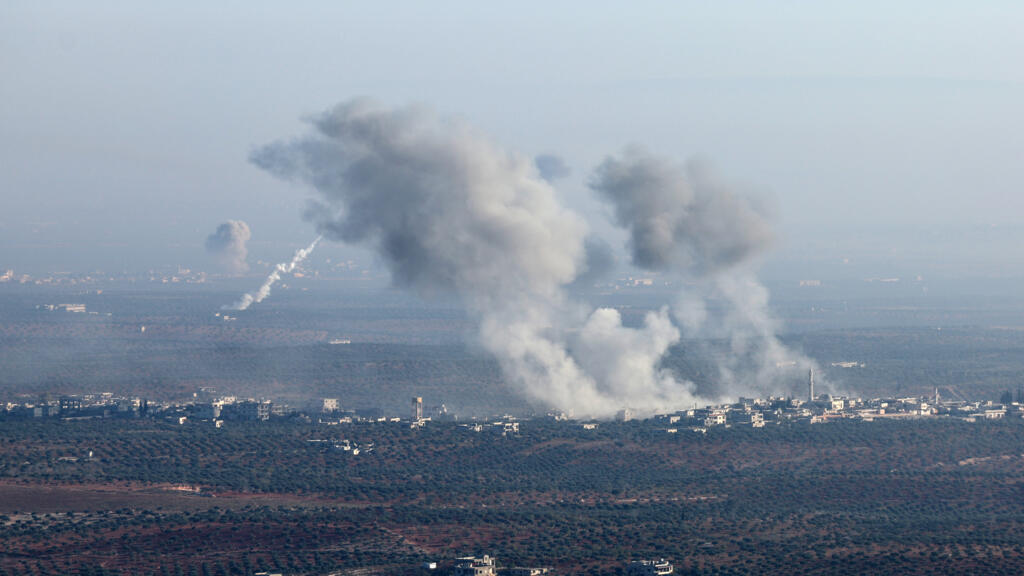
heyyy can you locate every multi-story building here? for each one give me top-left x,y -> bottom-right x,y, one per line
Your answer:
221,401 -> 271,421
59,396 -> 82,413
704,411 -> 727,427
193,403 -> 222,420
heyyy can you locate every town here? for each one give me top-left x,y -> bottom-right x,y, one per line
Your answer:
5,380 -> 1024,575
5,374 -> 1020,429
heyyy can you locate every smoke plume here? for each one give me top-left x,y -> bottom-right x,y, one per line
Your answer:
535,154 -> 571,182
205,220 -> 251,274
251,100 -> 701,417
590,148 -> 820,398
223,236 -> 321,311
590,148 -> 773,273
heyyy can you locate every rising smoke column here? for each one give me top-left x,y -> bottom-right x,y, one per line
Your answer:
251,99 -> 703,417
205,220 -> 251,275
590,148 -> 820,398
223,236 -> 321,311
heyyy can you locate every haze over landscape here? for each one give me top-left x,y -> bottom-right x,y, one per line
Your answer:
4,3 -> 1024,575
3,2 -> 1024,282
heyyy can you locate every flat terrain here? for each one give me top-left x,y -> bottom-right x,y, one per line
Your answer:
6,287 -> 1024,574
3,417 -> 1024,575
6,288 -> 1024,413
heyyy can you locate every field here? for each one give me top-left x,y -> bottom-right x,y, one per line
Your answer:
5,287 -> 1024,574
6,287 -> 1024,414
3,417 -> 1024,575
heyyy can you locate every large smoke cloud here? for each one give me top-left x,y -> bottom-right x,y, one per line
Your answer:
205,220 -> 251,274
590,148 -> 820,399
251,100 -> 701,417
252,99 -> 820,416
253,101 -> 584,305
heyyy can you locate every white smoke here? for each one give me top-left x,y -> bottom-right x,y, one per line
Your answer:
251,100 -> 706,417
223,236 -> 321,311
671,272 -> 819,398
590,148 -> 822,399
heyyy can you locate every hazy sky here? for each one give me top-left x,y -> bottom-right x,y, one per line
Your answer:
3,1 -> 1023,278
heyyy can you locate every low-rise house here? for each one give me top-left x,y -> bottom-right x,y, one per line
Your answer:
453,555 -> 497,576
628,559 -> 673,575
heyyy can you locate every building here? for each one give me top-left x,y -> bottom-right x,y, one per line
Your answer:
453,556 -> 496,576
221,401 -> 271,421
704,411 -> 727,427
412,397 -> 423,420
193,403 -> 222,420
32,405 -> 59,418
59,396 -> 82,413
628,559 -> 673,576
322,398 -> 339,413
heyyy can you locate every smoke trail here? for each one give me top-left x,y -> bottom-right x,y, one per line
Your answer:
251,100 -> 703,417
223,236 -> 321,311
205,220 -> 251,275
590,148 -> 821,399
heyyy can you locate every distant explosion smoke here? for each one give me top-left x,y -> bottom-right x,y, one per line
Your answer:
252,99 -> 814,416
205,220 -> 251,275
590,148 -> 820,398
223,236 -> 321,311
534,154 -> 571,182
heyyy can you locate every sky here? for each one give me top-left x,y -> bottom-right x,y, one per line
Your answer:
3,1 -> 1024,282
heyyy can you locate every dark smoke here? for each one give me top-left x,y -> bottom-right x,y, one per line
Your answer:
535,154 -> 571,182
252,100 -> 586,303
567,238 -> 616,291
590,148 -> 773,274
250,99 -> 702,417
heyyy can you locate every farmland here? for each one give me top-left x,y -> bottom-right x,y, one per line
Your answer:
3,417 -> 1024,575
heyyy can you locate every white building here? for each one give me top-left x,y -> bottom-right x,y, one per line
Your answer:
628,559 -> 673,576
704,411 -> 727,426
453,556 -> 497,576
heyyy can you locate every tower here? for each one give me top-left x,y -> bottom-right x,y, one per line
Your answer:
808,368 -> 815,402
412,397 -> 423,420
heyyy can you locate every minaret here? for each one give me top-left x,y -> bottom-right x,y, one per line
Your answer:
412,397 -> 423,420
808,368 -> 815,402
